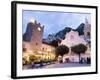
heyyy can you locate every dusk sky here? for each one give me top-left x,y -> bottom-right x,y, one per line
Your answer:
22,10 -> 91,38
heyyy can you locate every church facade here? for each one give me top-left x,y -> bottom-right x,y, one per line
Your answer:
59,18 -> 91,62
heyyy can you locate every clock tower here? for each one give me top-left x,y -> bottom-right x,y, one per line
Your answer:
29,19 -> 44,51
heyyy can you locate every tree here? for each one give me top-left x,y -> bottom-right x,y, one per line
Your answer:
55,45 -> 69,59
71,44 -> 87,63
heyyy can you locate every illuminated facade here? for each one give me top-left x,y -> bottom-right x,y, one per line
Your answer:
23,19 -> 55,57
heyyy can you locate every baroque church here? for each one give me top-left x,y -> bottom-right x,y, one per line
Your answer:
60,18 -> 91,62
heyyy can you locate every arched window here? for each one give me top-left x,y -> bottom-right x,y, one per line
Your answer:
87,32 -> 90,36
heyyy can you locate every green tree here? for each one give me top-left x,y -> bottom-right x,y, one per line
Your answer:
55,45 -> 69,59
71,44 -> 87,63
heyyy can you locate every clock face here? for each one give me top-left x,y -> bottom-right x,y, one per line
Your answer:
37,27 -> 41,31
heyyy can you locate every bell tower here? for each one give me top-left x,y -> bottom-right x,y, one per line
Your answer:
84,18 -> 91,42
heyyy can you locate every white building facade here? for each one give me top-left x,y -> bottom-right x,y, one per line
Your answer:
60,30 -> 90,62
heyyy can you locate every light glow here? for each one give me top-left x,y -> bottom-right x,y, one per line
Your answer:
37,27 -> 41,31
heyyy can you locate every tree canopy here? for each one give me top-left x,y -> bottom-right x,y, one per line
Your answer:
55,45 -> 69,57
71,44 -> 87,54
71,44 -> 87,62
